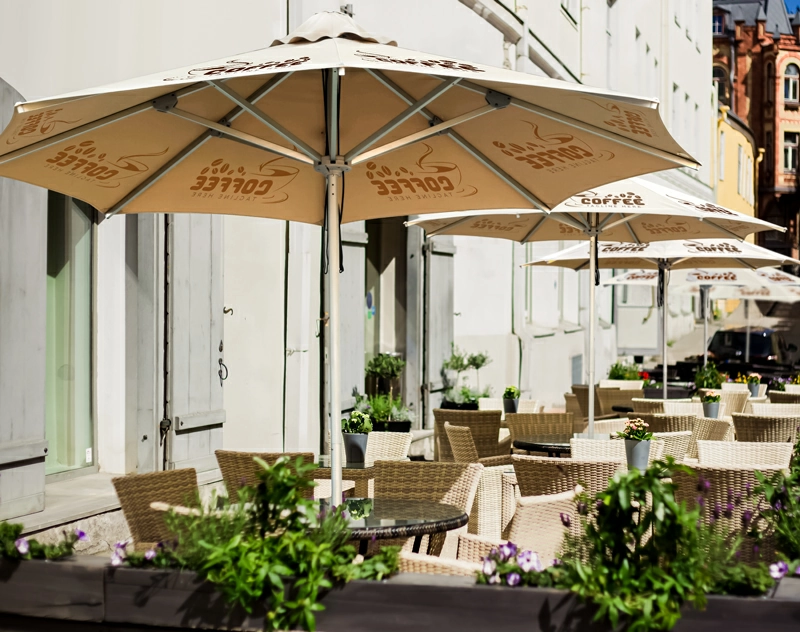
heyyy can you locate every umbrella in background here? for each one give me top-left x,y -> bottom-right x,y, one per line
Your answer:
407,179 -> 783,431
605,267 -> 800,363
0,12 -> 697,501
524,239 -> 800,414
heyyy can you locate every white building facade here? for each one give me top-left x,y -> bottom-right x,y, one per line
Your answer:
0,0 -> 711,531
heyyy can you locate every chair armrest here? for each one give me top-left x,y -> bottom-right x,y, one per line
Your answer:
612,406 -> 634,414
498,434 -> 512,454
479,455 -> 514,467
398,551 -> 481,577
457,533 -> 501,563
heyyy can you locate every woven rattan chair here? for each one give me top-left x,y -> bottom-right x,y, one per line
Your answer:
721,382 -> 749,392
215,450 -> 315,503
593,418 -> 628,435
697,441 -> 794,467
731,414 -> 799,443
597,388 -> 643,416
366,432 -> 412,464
373,460 -> 483,556
721,390 -> 750,415
444,423 -> 513,467
673,465 -> 783,563
687,417 -> 734,459
569,438 -> 664,464
769,391 -> 800,404
743,395 -> 769,413
113,469 -> 199,552
751,403 -> 800,416
517,399 -> 541,413
633,413 -> 696,434
564,393 -> 587,433
785,384 -> 800,394
631,398 -> 664,413
599,379 -> 645,390
433,409 -> 506,462
506,413 -> 572,454
478,397 -> 503,412
512,455 -> 618,498
652,431 -> 692,462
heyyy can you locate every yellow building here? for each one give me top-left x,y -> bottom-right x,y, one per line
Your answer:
715,106 -> 760,242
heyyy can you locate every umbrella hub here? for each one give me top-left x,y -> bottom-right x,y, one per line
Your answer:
314,156 -> 351,175
271,12 -> 398,48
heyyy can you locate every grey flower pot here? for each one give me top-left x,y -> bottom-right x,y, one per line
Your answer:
503,398 -> 519,414
748,383 -> 760,397
624,439 -> 651,470
343,433 -> 368,465
703,402 -> 720,419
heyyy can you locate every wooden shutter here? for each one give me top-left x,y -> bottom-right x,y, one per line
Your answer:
0,79 -> 48,518
167,214 -> 225,473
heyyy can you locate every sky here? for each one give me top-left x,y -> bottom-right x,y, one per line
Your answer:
787,1 -> 800,14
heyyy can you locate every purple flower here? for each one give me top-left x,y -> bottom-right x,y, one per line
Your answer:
697,477 -> 711,493
742,510 -> 753,527
576,501 -> 588,515
735,492 -> 742,506
552,558 -> 562,567
795,566 -> 800,576
774,501 -> 783,512
712,503 -> 721,520
559,513 -> 571,528
745,482 -> 752,494
506,572 -> 521,587
724,503 -> 734,518
144,549 -> 157,561
499,542 -> 517,561
770,561 -> 789,580
753,544 -> 760,556
488,573 -> 500,585
596,499 -> 603,511
517,550 -> 543,573
74,529 -> 88,542
14,538 -> 29,555
482,558 -> 497,576
110,550 -> 124,566
697,496 -> 705,508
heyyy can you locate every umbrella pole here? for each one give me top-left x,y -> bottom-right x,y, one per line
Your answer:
703,286 -> 709,367
587,229 -> 597,438
661,261 -> 669,400
326,172 -> 343,506
745,299 -> 751,363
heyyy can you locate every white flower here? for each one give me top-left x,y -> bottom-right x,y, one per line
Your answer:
482,558 -> 496,576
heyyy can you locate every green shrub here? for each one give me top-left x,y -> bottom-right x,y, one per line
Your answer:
695,362 -> 724,389
0,522 -> 85,561
342,410 -> 372,434
365,353 -> 405,379
503,386 -> 520,399
607,361 -> 640,380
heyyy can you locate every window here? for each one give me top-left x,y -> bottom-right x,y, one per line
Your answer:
46,194 -> 94,475
561,0 -> 578,22
783,131 -> 799,172
713,66 -> 730,105
784,63 -> 799,104
712,15 -> 724,35
766,130 -> 774,174
766,63 -> 775,104
719,131 -> 725,181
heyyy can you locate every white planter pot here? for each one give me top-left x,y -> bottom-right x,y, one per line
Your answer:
624,439 -> 651,470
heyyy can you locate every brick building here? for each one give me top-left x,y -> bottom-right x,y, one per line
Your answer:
713,0 -> 800,261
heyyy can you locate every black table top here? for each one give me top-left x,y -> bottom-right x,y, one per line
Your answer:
319,498 -> 468,541
512,437 -> 571,455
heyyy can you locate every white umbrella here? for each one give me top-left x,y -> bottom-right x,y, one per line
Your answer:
605,267 -> 800,363
407,179 -> 783,432
0,12 -> 697,502
525,239 -> 800,410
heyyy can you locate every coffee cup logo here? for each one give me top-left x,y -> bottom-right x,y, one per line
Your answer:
163,57 -> 311,82
188,156 -> 299,204
566,190 -> 645,208
683,240 -> 742,254
640,220 -> 690,235
353,50 -> 484,72
365,143 -> 476,202
493,121 -> 613,174
584,100 -> 655,138
6,108 -> 80,146
670,196 -> 736,216
624,271 -> 658,281
687,271 -> 738,282
600,243 -> 649,253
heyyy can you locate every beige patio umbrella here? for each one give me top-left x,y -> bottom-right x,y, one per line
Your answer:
524,240 -> 799,414
407,178 -> 783,430
0,12 -> 697,501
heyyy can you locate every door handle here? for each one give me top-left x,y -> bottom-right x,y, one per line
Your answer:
218,358 -> 228,387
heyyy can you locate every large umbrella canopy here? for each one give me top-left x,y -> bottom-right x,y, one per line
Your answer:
0,11 -> 697,502
525,240 -> 799,404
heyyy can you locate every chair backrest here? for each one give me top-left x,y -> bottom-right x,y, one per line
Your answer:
722,382 -> 749,392
512,455 -> 619,497
751,403 -> 800,416
444,423 -> 480,463
564,394 -> 586,433
215,451 -> 315,503
570,438 -> 665,463
662,401 -> 703,416
113,469 -> 198,551
599,379 -> 645,390
366,432 -> 412,464
517,399 -> 541,414
505,412 -> 573,444
731,414 -> 799,443
631,398 -> 664,413
759,383 -> 768,398
504,489 -> 580,565
769,391 -> 800,404
571,384 -> 599,418
784,384 -> 800,394
697,441 -> 794,467
633,413 -> 696,434
432,409 -> 502,462
592,418 -> 628,435
720,390 -> 749,415
652,431 -> 692,462
597,388 -> 643,416
478,397 -> 503,412
672,464 -> 783,562
688,418 -> 734,459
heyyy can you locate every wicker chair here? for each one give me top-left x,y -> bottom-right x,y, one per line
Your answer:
564,393 -> 587,433
599,379 -> 645,390
112,469 -> 199,552
444,423 -> 513,467
373,460 -> 483,556
512,455 -> 618,498
399,488 -> 579,576
652,431 -> 692,462
697,441 -> 794,468
769,391 -> 800,404
366,432 -> 412,464
478,397 -> 503,412
721,382 -> 749,392
751,403 -> 800,416
215,450 -> 316,503
631,398 -> 664,413
572,385 -> 617,420
569,438 -> 664,464
593,418 -> 628,436
672,465 -> 783,563
687,417 -> 734,459
506,413 -> 572,454
743,395 -> 769,413
597,388 -> 643,416
517,399 -> 541,413
731,414 -> 799,443
720,390 -> 750,415
433,409 -> 507,462
633,413 -> 696,434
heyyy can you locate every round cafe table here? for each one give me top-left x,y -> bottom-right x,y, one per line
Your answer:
320,497 -> 468,555
512,437 -> 571,458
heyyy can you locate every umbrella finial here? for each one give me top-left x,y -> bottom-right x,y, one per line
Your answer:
272,11 -> 397,47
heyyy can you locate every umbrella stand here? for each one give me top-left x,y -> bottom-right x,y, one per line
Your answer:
326,170 -> 343,506
659,260 -> 670,400
745,299 -> 751,363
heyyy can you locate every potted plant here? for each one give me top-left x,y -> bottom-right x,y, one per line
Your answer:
702,391 -> 721,419
747,372 -> 762,397
342,411 -> 372,465
467,351 -> 491,391
355,393 -> 413,433
616,417 -> 653,470
441,385 -> 487,410
503,386 -> 520,414
365,353 -> 405,399
694,361 -> 724,399
607,361 -> 640,381
441,344 -> 469,388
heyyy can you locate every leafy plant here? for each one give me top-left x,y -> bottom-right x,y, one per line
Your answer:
792,374 -> 800,385
342,411 -> 372,434
503,386 -> 520,400
442,344 -> 469,375
443,385 -> 490,406
0,522 -> 86,560
747,372 -> 762,385
365,353 -> 405,380
343,498 -> 373,520
695,361 -> 724,389
702,392 -> 721,404
119,457 -> 399,631
697,527 -> 774,596
616,417 -> 653,441
771,377 -> 788,392
608,361 -> 640,380
354,393 -> 414,427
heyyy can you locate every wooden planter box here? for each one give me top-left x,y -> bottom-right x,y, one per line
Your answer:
1,558 -> 800,632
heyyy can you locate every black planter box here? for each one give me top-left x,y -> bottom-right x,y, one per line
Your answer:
371,421 -> 412,433
440,400 -> 479,411
643,386 -> 693,399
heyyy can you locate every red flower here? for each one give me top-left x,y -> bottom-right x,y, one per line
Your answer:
639,371 -> 650,380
